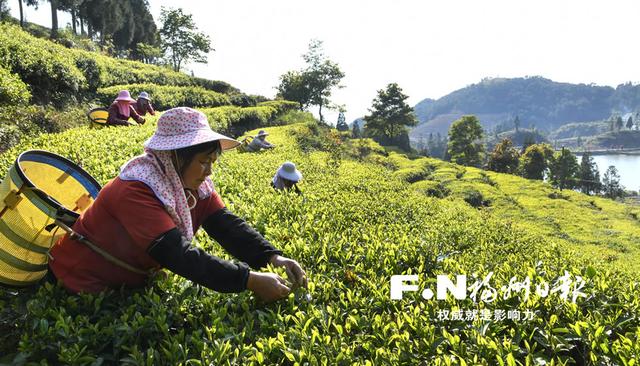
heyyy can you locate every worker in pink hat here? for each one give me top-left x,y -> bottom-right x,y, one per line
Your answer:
107,90 -> 146,126
50,107 -> 307,303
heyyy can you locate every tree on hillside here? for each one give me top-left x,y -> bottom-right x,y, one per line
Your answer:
615,115 -> 624,131
301,40 -> 344,123
159,7 -> 211,71
58,0 -> 79,34
277,70 -> 312,111
16,0 -> 40,28
521,133 -> 535,153
364,83 -> 417,149
626,116 -> 633,130
336,112 -> 348,131
518,143 -> 554,180
602,165 -> 624,199
513,115 -> 520,132
447,115 -> 485,167
277,40 -> 344,123
548,147 -> 579,190
48,0 -> 59,38
578,152 -> 600,195
0,0 -> 8,19
487,138 -> 520,174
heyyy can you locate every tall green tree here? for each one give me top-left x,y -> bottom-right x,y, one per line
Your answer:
518,143 -> 554,180
276,40 -> 344,122
447,115 -> 485,167
301,40 -> 344,123
615,115 -> 624,131
578,152 -> 600,195
548,147 -> 579,190
626,116 -> 633,130
513,115 -> 520,132
159,7 -> 211,71
602,165 -> 624,199
487,138 -> 520,173
276,70 -> 311,111
336,112 -> 348,131
364,83 -> 417,148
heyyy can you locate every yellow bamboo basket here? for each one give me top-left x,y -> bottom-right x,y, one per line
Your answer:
0,150 -> 101,286
87,107 -> 109,129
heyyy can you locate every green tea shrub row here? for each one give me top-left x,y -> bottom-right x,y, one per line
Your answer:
201,101 -> 300,136
0,122 -> 637,364
0,66 -> 31,105
97,84 -> 231,110
0,105 -> 87,152
0,23 -> 236,106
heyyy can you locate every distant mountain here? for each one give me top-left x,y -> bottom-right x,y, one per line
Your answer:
411,77 -> 640,140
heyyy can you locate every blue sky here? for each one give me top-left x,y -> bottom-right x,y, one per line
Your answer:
10,0 -> 640,124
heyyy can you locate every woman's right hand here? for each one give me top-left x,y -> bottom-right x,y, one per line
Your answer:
246,271 -> 291,303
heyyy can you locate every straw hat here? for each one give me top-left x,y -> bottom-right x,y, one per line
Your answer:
276,162 -> 302,182
144,107 -> 240,151
114,90 -> 136,103
138,91 -> 151,101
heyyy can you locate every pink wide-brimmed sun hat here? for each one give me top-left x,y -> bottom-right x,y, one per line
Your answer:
114,90 -> 136,103
144,107 -> 240,151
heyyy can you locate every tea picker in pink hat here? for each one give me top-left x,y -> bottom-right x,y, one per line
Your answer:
49,107 -> 307,303
107,90 -> 146,126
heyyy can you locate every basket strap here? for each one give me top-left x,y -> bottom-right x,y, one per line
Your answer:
54,220 -> 151,276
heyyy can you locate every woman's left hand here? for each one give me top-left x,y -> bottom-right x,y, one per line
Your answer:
270,255 -> 307,289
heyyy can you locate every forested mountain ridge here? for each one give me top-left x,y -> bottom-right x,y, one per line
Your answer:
411,77 -> 640,138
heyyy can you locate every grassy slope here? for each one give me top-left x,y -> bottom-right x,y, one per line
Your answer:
0,119 -> 638,364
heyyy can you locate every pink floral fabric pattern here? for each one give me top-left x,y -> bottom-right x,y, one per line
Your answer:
119,149 -> 214,242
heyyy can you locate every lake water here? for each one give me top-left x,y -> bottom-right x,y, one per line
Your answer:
578,154 -> 640,191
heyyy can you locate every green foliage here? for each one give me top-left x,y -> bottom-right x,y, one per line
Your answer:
519,143 -> 554,180
487,138 -> 520,174
0,105 -> 87,152
447,115 -> 485,167
0,23 -> 236,107
0,23 -> 85,106
336,112 -> 348,131
548,147 -> 580,190
97,84 -> 231,110
159,7 -> 211,72
276,40 -> 344,122
364,83 -> 417,150
275,109 -> 317,126
0,120 -> 639,364
0,67 -> 31,105
602,166 -> 625,200
578,152 -> 601,195
201,102 -> 297,137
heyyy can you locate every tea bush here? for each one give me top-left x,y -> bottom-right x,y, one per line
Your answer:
0,23 -> 238,106
97,84 -> 231,110
0,66 -> 31,105
0,120 -> 638,364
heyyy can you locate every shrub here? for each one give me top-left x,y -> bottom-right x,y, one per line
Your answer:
462,188 -> 491,207
96,84 -> 231,110
0,105 -> 87,152
0,24 -> 85,106
0,67 -> 31,105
